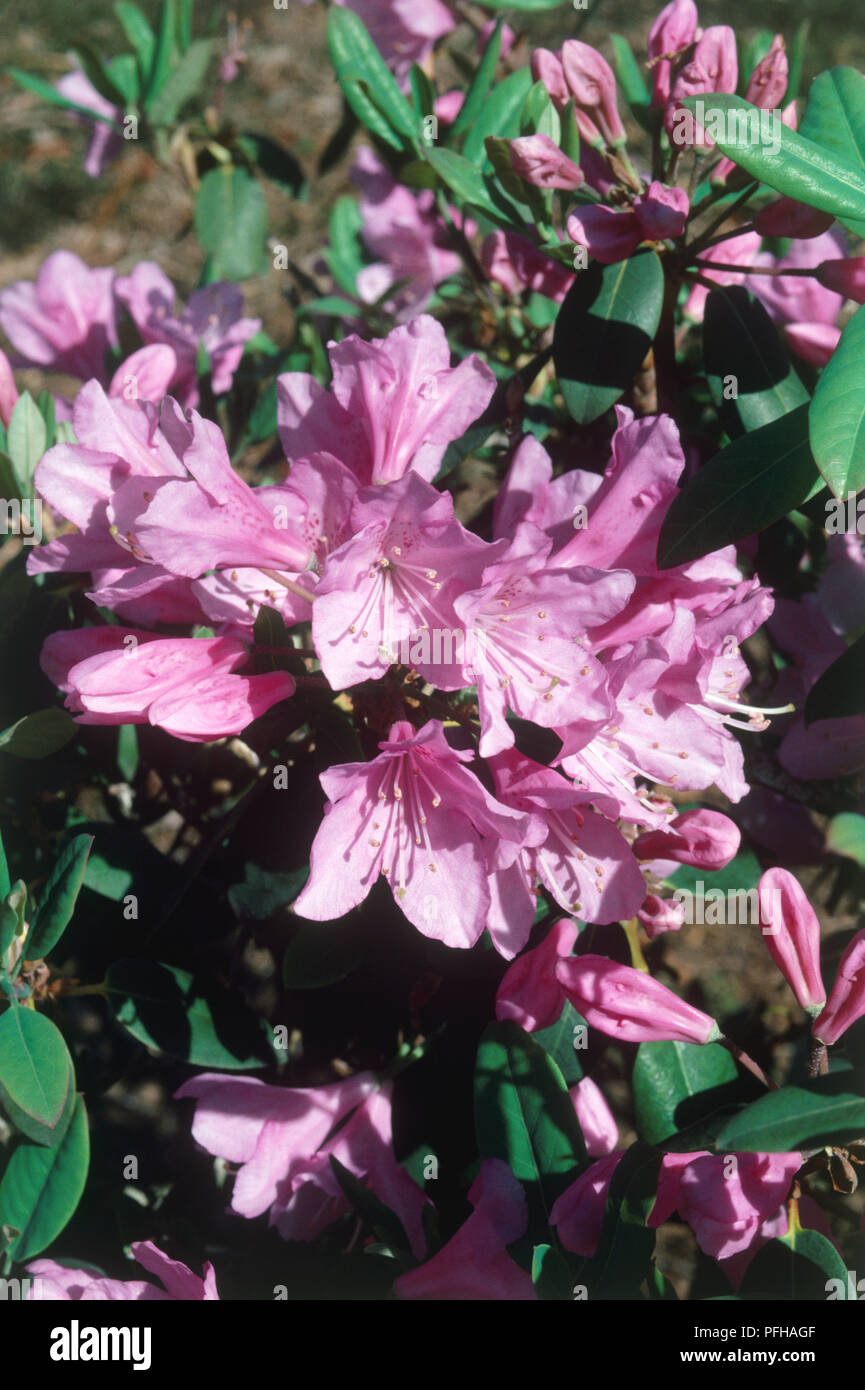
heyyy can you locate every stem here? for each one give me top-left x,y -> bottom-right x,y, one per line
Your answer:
258,569 -> 316,605
63,982 -> 108,997
807,1037 -> 828,1079
687,188 -> 757,256
720,1036 -> 777,1090
622,918 -> 649,973
654,263 -> 680,418
697,261 -> 820,279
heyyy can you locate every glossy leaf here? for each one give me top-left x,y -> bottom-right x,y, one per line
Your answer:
574,1143 -> 663,1299
809,303 -> 865,498
0,1006 -> 72,1137
740,1223 -> 850,1300
462,68 -> 533,168
450,20 -> 503,138
553,250 -> 664,425
799,68 -> 865,178
0,1095 -> 89,1261
716,1074 -> 865,1152
0,710 -> 77,759
703,287 -> 808,437
532,999 -> 586,1087
657,405 -> 820,568
633,1041 -> 740,1145
327,7 -> 417,150
26,835 -> 93,962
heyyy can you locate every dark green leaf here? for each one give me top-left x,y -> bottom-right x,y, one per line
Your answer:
809,303 -> 865,499
236,131 -> 305,198
0,829 -> 10,901
326,195 -> 365,297
105,958 -> 276,1069
575,1143 -> 662,1299
451,20 -> 503,138
0,1095 -> 89,1261
610,34 -> 650,115
740,1223 -> 850,1300
716,1073 -> 865,1151
329,1154 -> 413,1259
532,1242 -> 574,1300
825,813 -> 865,868
634,1040 -> 740,1145
114,2 -> 157,81
703,287 -> 808,437
26,836 -> 93,962
0,882 -> 26,962
327,6 -> 418,149
194,167 -> 268,280
425,147 -> 503,220
657,404 -> 819,568
149,0 -> 179,98
532,1000 -> 586,1086
0,1006 -> 72,1136
462,68 -> 534,168
0,710 -> 77,759
282,919 -> 362,990
228,863 -> 308,919
116,723 -> 139,783
553,249 -> 664,425
146,37 -> 212,124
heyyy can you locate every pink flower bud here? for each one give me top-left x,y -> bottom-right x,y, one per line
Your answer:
816,257 -> 865,305
555,954 -> 721,1045
531,48 -> 570,112
434,90 -> 465,126
634,809 -> 741,871
758,868 -> 826,1013
566,205 -> 643,264
691,25 -> 738,94
509,134 -> 585,190
812,929 -> 865,1046
784,322 -> 840,367
561,40 -> 626,145
648,0 -> 699,107
633,181 -> 690,240
0,348 -> 18,427
637,893 -> 686,939
495,918 -> 579,1032
754,198 -> 834,240
745,35 -> 788,111
571,1076 -> 618,1156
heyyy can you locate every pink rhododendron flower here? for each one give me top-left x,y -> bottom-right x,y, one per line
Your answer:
175,1071 -> 427,1253
0,250 -> 117,382
634,808 -> 741,870
557,954 -> 721,1044
683,230 -> 764,320
572,1076 -> 618,1157
816,256 -> 865,304
294,720 -> 536,949
754,197 -> 835,240
108,344 -> 178,404
550,1151 -> 623,1256
748,229 -> 847,366
115,263 -> 261,408
27,1242 -> 219,1301
0,347 -> 18,426
648,0 -> 699,107
277,314 -> 495,486
812,930 -> 865,1046
481,231 -> 574,302
637,893 -> 687,938
758,868 -> 826,1013
569,184 -> 689,263
495,918 -> 579,1029
42,629 -> 294,742
335,0 -> 454,86
395,1159 -> 536,1300
55,68 -> 122,177
676,1152 -> 802,1265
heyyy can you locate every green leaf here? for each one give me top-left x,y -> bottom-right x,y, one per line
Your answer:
236,131 -> 305,198
826,813 -> 865,868
408,63 -> 435,121
6,393 -> 47,497
107,54 -> 139,107
326,195 -> 364,297
194,167 -> 268,280
475,1020 -> 586,1235
450,19 -> 503,138
532,999 -> 585,1086
634,1040 -> 740,1145
665,848 -> 762,902
26,836 -> 93,962
610,34 -> 650,113
105,958 -> 275,1069
575,1143 -> 663,1299
0,829 -> 10,901
462,68 -> 534,168
0,1006 -> 72,1135
425,147 -> 502,220
4,68 -> 119,126
681,94 -> 865,236
0,1095 -> 89,1261
553,249 -> 664,425
146,37 -> 212,124
282,919 -> 362,990
0,450 -> 22,506
114,2 -> 157,82
739,1223 -> 850,1300
799,68 -> 865,179
150,0 -> 179,98
178,0 -> 193,51
657,404 -> 819,568
804,631 -> 865,724
329,1154 -> 412,1259
703,287 -> 808,437
117,723 -> 139,783
717,1074 -> 865,1151
70,44 -> 128,108
809,303 -> 865,499
0,710 -> 77,759
532,1242 -> 574,1300
327,7 -> 418,150
228,863 -> 308,919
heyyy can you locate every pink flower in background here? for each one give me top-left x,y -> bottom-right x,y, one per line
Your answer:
571,1076 -> 618,1157
395,1159 -> 536,1300
277,314 -> 495,485
481,231 -> 575,302
758,868 -> 826,1013
812,930 -> 865,1046
336,0 -> 455,85
0,250 -> 117,381
557,954 -> 721,1044
350,148 -> 467,320
754,198 -> 834,240
115,263 -> 261,407
0,347 -> 18,425
175,1071 -> 427,1254
637,893 -> 687,938
27,1242 -> 219,1301
42,629 -> 294,741
55,67 -> 122,178
294,720 -> 535,948
749,230 -> 847,366
816,256 -> 865,304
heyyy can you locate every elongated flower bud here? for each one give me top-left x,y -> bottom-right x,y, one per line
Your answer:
509,134 -> 584,190
637,893 -> 686,939
754,198 -> 834,240
531,47 -> 570,111
556,954 -> 721,1045
745,36 -> 787,111
648,0 -> 699,107
758,868 -> 826,1013
816,257 -> 865,305
812,930 -> 865,1046
634,808 -> 740,870
561,40 -> 626,146
571,1076 -> 618,1157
